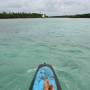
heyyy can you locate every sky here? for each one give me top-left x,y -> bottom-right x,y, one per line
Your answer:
0,0 -> 90,16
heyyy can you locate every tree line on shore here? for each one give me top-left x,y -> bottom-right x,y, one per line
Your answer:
0,12 -> 47,18
0,12 -> 90,18
49,13 -> 90,18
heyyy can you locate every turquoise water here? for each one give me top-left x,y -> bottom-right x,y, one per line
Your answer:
0,18 -> 90,90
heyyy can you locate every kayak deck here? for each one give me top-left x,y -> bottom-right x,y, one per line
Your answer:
33,66 -> 57,90
29,64 -> 62,90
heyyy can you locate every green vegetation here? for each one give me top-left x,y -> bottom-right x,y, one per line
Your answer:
0,12 -> 47,18
0,12 -> 90,18
49,13 -> 90,18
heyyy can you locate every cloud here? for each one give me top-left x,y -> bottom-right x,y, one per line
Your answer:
0,0 -> 90,15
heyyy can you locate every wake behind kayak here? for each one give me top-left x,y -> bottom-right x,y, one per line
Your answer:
29,63 -> 62,90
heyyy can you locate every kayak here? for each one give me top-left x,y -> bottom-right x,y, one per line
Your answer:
29,63 -> 62,90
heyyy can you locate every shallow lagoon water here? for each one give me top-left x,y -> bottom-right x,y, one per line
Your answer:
0,18 -> 90,90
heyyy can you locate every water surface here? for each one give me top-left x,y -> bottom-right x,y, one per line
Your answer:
0,18 -> 90,90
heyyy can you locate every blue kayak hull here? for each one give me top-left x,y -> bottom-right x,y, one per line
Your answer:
29,64 -> 62,90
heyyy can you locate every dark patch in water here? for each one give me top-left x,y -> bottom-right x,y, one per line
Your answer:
67,49 -> 83,54
0,63 -> 9,66
0,43 -> 9,46
0,85 -> 3,88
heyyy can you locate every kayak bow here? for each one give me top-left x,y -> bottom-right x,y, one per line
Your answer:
29,63 -> 62,90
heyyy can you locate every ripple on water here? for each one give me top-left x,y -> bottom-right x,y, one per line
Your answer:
56,69 -> 86,90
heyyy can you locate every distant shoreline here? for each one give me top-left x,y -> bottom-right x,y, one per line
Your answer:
49,13 -> 90,18
0,12 -> 90,19
0,12 -> 47,19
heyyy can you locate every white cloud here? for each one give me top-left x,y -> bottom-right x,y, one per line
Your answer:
0,0 -> 90,15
